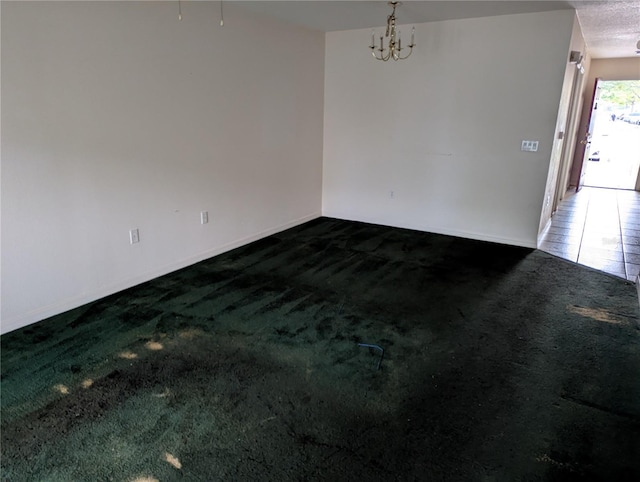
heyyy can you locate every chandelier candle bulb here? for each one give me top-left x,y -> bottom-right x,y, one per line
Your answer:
411,27 -> 415,45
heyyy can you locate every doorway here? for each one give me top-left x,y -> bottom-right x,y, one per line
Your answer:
582,80 -> 640,190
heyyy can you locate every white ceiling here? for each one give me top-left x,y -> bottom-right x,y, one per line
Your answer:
234,0 -> 640,59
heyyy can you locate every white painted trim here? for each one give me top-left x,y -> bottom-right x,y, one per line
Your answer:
537,217 -> 553,247
0,212 -> 321,335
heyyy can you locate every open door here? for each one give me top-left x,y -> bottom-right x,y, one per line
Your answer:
574,78 -> 601,191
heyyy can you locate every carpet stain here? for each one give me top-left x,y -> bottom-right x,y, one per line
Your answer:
567,305 -> 630,325
145,341 -> 164,351
164,452 -> 182,469
53,383 -> 69,395
152,387 -> 171,398
81,378 -> 94,389
241,416 -> 278,434
119,351 -> 138,359
535,453 -> 578,473
179,328 -> 206,340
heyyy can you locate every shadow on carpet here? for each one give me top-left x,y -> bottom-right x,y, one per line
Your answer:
2,218 -> 639,481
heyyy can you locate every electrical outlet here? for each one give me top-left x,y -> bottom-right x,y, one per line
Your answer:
129,228 -> 140,244
200,211 -> 209,224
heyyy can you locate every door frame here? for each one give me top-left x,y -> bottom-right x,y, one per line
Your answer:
569,77 -> 601,190
552,66 -> 585,212
576,78 -> 601,191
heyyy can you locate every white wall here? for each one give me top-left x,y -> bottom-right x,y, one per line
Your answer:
323,10 -> 575,248
1,1 -> 325,333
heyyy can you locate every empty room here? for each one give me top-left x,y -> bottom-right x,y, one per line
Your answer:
2,1 -> 640,480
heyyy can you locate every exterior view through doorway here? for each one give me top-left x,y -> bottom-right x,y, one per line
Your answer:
582,80 -> 640,190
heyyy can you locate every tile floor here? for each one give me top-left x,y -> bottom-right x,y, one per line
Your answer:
539,186 -> 640,282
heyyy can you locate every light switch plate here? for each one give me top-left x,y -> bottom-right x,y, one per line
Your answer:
521,140 -> 539,152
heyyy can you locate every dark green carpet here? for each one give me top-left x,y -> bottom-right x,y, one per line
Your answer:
2,217 -> 639,481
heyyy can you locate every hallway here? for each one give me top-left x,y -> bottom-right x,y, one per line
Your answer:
539,187 -> 640,282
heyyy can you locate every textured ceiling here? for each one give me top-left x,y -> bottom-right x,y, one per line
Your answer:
234,0 -> 640,59
569,0 -> 640,58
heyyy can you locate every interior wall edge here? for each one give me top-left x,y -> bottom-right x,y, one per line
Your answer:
537,12 -> 586,235
0,211 -> 322,335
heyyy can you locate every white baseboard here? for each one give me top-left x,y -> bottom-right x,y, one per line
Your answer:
537,218 -> 553,247
1,212 -> 321,335
324,213 -> 538,249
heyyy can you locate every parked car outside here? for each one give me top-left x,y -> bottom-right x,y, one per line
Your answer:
625,112 -> 640,125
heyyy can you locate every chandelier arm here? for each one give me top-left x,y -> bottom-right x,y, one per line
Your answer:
396,46 -> 413,60
371,46 -> 387,61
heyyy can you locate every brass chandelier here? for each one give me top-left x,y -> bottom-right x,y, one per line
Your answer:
369,1 -> 415,61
